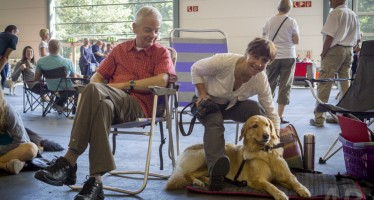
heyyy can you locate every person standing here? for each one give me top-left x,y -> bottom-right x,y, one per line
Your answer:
79,38 -> 98,77
310,0 -> 360,127
39,28 -> 50,58
263,0 -> 300,124
92,40 -> 106,64
34,6 -> 175,200
0,25 -> 19,89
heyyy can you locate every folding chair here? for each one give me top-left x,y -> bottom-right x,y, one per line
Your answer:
41,67 -> 83,117
69,47 -> 177,195
304,40 -> 374,163
22,78 -> 46,113
169,28 -> 241,155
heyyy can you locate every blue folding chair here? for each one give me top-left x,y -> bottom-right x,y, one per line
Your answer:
169,28 -> 241,155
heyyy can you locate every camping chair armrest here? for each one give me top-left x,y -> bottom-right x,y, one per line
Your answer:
304,78 -> 354,84
149,86 -> 176,96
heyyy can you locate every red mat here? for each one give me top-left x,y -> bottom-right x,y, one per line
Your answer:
187,173 -> 366,200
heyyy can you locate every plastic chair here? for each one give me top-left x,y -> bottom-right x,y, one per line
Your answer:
304,40 -> 374,163
69,47 -> 177,195
169,28 -> 241,155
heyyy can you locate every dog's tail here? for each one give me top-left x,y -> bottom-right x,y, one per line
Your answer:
164,167 -> 190,190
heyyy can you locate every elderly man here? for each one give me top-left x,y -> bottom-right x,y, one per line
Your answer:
34,6 -> 175,200
310,0 -> 360,127
34,39 -> 77,113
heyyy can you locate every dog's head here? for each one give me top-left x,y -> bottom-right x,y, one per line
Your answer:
239,115 -> 279,150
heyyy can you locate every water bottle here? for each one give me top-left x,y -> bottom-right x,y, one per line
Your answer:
303,133 -> 315,171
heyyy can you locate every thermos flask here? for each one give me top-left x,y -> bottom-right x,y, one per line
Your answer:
303,133 -> 315,171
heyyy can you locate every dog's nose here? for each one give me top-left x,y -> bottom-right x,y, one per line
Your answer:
262,133 -> 270,140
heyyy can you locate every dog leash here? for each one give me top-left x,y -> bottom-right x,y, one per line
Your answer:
224,143 -> 285,187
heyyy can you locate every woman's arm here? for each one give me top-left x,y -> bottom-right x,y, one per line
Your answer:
40,47 -> 48,57
292,33 -> 299,45
11,62 -> 25,81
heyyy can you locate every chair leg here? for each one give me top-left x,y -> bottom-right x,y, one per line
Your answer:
112,131 -> 117,155
235,123 -> 240,145
158,122 -> 165,170
318,137 -> 342,164
175,109 -> 180,156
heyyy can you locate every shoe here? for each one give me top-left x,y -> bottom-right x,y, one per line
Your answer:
208,156 -> 230,191
326,116 -> 338,124
54,105 -> 71,113
74,177 -> 104,200
4,159 -> 25,174
309,119 -> 324,127
34,157 -> 77,186
280,117 -> 290,124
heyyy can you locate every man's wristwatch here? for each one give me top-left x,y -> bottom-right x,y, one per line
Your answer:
129,80 -> 136,90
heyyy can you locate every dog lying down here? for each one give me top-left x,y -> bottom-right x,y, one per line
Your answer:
165,115 -> 311,200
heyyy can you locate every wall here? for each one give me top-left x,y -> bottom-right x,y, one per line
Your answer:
0,0 -> 324,60
179,0 -> 324,60
0,0 -> 47,60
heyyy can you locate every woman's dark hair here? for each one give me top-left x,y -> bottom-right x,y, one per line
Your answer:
21,46 -> 35,65
245,37 -> 277,61
4,25 -> 17,33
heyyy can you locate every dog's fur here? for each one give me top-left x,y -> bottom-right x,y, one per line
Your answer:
165,115 -> 311,200
4,79 -> 23,95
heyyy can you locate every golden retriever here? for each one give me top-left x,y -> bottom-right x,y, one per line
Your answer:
4,79 -> 23,95
165,115 -> 311,200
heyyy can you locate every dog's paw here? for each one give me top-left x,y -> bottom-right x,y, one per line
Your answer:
192,179 -> 205,187
274,191 -> 289,200
296,186 -> 311,198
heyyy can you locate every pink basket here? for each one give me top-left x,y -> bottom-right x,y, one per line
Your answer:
339,135 -> 374,182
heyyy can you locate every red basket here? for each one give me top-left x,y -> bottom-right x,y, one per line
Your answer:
339,135 -> 374,182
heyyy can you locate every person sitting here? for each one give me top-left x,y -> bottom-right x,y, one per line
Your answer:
0,88 -> 38,174
34,6 -> 176,200
191,37 -> 279,191
34,39 -> 77,112
11,46 -> 49,101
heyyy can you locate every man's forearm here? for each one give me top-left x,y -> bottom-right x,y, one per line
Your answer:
321,35 -> 334,58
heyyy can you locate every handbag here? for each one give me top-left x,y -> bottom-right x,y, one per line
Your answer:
279,124 -> 304,169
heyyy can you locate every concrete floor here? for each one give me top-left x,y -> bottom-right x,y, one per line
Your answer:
0,86 -> 368,200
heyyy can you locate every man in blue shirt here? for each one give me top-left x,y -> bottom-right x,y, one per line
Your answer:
0,25 -> 19,89
35,39 -> 77,111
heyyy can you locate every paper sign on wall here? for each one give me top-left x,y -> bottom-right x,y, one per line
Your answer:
293,1 -> 312,8
187,6 -> 198,12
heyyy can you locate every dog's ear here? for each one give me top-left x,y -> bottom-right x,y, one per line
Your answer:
267,118 -> 279,139
239,121 -> 249,141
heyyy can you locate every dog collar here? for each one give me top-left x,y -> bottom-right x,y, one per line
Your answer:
262,142 -> 284,152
